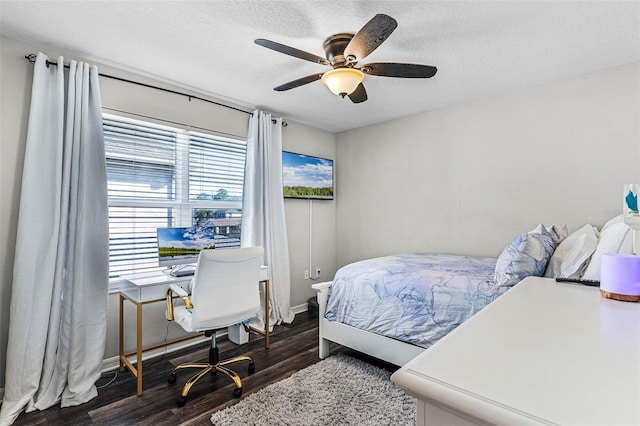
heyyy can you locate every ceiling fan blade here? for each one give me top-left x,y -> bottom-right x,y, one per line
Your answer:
274,73 -> 324,91
348,83 -> 367,103
255,39 -> 329,66
361,62 -> 438,78
344,14 -> 398,61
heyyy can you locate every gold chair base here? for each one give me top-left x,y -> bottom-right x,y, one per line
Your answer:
171,355 -> 253,400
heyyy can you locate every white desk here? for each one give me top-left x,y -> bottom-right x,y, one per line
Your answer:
119,265 -> 270,396
391,277 -> 640,426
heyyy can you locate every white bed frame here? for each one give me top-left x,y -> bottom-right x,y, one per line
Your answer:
312,281 -> 425,366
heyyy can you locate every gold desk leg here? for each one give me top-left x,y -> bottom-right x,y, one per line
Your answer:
264,279 -> 270,349
136,302 -> 143,396
119,294 -> 124,372
120,292 -> 204,397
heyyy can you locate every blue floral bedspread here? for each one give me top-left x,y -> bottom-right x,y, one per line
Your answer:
325,253 -> 507,349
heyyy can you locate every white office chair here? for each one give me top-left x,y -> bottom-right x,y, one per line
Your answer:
165,246 -> 263,406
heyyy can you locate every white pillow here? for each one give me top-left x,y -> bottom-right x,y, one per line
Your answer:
582,216 -> 633,281
544,224 -> 599,278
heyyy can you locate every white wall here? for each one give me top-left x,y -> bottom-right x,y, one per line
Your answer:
0,35 -> 337,388
336,61 -> 640,267
282,122 -> 337,306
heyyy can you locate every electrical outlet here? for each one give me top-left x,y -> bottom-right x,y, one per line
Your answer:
315,268 -> 321,278
304,270 -> 309,280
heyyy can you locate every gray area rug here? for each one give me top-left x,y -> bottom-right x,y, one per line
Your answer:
210,353 -> 416,425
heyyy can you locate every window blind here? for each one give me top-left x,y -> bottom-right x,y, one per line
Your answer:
104,114 -> 246,279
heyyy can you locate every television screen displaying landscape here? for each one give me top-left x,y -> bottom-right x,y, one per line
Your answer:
282,151 -> 334,200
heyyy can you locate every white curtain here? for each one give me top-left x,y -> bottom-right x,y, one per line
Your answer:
0,53 -> 108,426
241,110 -> 294,330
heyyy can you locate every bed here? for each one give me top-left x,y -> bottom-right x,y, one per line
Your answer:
312,219 -> 634,366
312,253 -> 509,366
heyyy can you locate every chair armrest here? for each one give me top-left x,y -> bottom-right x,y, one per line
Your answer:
169,283 -> 189,297
165,284 -> 193,321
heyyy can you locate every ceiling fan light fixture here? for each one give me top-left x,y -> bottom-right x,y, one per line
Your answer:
321,68 -> 364,97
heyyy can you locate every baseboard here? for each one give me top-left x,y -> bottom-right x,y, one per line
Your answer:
102,303 -> 309,372
292,301 -> 309,315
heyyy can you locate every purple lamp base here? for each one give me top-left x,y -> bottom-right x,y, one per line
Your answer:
600,254 -> 640,302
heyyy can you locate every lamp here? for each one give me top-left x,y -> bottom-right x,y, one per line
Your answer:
600,254 -> 640,302
623,183 -> 640,255
321,68 -> 364,97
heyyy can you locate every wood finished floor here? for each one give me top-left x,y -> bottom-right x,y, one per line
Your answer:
12,312 -> 347,426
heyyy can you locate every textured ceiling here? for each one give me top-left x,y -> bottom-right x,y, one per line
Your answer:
1,1 -> 639,133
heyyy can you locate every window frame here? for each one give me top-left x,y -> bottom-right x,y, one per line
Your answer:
104,113 -> 247,292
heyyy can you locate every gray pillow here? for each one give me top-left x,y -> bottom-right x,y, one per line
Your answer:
494,227 -> 556,287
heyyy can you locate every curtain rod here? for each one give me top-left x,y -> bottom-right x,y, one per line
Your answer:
24,54 -> 287,126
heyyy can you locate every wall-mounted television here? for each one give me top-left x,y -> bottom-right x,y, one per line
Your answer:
282,151 -> 334,200
156,226 -> 216,268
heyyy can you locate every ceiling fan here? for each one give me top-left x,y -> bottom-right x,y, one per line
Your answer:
254,14 -> 437,103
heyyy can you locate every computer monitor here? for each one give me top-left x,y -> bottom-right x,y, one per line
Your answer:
156,226 -> 216,268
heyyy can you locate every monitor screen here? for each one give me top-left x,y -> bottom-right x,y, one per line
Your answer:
282,151 -> 334,200
156,226 -> 216,267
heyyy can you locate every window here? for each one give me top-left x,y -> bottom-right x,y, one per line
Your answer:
104,114 -> 246,279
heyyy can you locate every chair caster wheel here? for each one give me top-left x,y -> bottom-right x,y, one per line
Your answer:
248,362 -> 255,374
233,387 -> 242,398
168,373 -> 177,384
176,396 -> 187,407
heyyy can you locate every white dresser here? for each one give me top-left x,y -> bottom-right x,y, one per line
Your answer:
391,276 -> 640,426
